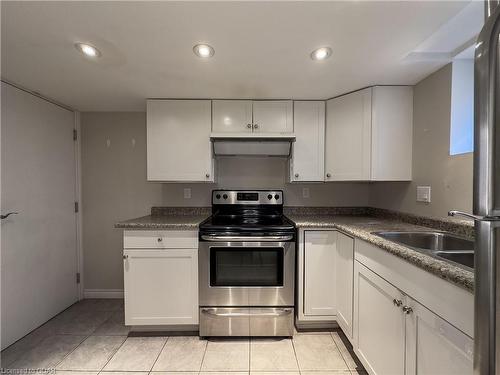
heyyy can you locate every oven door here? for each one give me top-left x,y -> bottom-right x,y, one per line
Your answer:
199,237 -> 295,307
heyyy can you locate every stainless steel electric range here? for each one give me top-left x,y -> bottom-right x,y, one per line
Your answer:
198,190 -> 296,337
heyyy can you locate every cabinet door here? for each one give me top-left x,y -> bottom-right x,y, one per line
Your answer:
290,101 -> 325,182
252,100 -> 293,133
405,298 -> 473,375
124,248 -> 198,325
147,100 -> 213,182
304,231 -> 337,316
325,88 -> 372,181
371,86 -> 413,181
212,100 -> 253,133
354,261 -> 405,375
335,232 -> 354,340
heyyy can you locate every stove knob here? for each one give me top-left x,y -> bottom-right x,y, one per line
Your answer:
216,194 -> 221,199
267,194 -> 273,200
275,194 -> 280,200
223,194 -> 228,200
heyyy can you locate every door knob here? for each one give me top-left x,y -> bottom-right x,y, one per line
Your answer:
253,124 -> 259,129
123,255 -> 129,259
1,212 -> 18,220
393,299 -> 403,307
247,123 -> 252,129
326,173 -> 331,178
206,173 -> 210,178
295,173 -> 299,178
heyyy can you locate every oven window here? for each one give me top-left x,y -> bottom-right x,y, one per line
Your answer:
210,247 -> 284,287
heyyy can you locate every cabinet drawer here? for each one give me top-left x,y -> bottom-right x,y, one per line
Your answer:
124,230 -> 198,249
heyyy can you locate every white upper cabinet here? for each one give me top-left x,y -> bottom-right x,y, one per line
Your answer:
371,86 -> 413,181
326,88 -> 372,181
290,101 -> 325,182
325,86 -> 413,181
212,100 -> 253,133
252,100 -> 293,133
147,99 -> 214,182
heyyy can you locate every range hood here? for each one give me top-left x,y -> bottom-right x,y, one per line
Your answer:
210,133 -> 296,157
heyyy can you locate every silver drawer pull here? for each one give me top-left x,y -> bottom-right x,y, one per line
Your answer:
201,308 -> 292,317
201,234 -> 293,242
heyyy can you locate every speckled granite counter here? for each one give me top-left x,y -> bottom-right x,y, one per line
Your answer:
288,214 -> 474,293
115,207 -> 210,230
115,214 -> 208,230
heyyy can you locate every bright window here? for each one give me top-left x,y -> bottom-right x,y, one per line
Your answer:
450,59 -> 474,155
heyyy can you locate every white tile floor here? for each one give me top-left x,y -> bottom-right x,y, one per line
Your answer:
1,299 -> 366,374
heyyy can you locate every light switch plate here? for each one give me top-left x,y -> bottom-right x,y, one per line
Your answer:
416,186 -> 431,203
302,188 -> 310,199
183,188 -> 191,199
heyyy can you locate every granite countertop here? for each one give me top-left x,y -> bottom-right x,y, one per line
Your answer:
288,214 -> 474,293
115,206 -> 474,292
115,214 -> 209,230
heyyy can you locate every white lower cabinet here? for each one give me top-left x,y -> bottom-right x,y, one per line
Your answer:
335,232 -> 354,339
354,261 -> 406,375
405,298 -> 473,375
123,231 -> 198,326
303,230 -> 337,317
353,259 -> 473,375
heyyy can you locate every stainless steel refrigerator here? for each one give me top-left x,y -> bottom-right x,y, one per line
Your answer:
449,1 -> 500,374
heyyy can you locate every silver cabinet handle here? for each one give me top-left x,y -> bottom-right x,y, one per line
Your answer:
206,173 -> 210,178
1,212 -> 18,220
157,237 -> 162,242
294,173 -> 299,178
253,123 -> 259,129
402,306 -> 413,314
201,234 -> 293,242
393,299 -> 403,307
326,173 -> 331,178
247,123 -> 252,129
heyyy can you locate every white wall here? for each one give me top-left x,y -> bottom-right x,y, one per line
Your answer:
81,112 -> 369,290
369,63 -> 473,218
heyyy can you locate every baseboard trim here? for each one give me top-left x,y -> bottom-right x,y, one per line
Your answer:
83,289 -> 124,299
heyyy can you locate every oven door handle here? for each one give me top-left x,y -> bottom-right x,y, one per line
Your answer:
200,308 -> 293,317
201,234 -> 294,242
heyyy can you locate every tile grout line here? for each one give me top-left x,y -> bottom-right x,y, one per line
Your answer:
96,333 -> 129,373
330,332 -> 352,373
149,335 -> 169,372
291,334 -> 301,374
54,308 -> 120,372
198,337 -> 209,373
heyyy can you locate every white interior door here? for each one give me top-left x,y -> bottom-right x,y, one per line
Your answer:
1,83 -> 78,349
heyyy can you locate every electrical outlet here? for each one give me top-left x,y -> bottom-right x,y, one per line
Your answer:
416,186 -> 431,203
183,188 -> 191,199
302,187 -> 310,199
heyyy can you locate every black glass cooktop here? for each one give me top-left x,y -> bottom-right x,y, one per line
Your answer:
200,213 -> 295,232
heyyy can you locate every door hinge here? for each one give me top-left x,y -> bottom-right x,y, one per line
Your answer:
74,201 -> 79,213
76,272 -> 81,284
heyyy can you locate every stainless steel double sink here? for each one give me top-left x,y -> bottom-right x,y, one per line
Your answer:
372,231 -> 474,270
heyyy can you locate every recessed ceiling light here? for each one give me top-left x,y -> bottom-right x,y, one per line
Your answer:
75,43 -> 101,58
311,47 -> 332,61
193,44 -> 215,58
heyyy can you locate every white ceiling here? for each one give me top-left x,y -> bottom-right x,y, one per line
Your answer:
1,1 -> 480,111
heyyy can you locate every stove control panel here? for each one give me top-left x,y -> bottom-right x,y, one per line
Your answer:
212,190 -> 283,205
